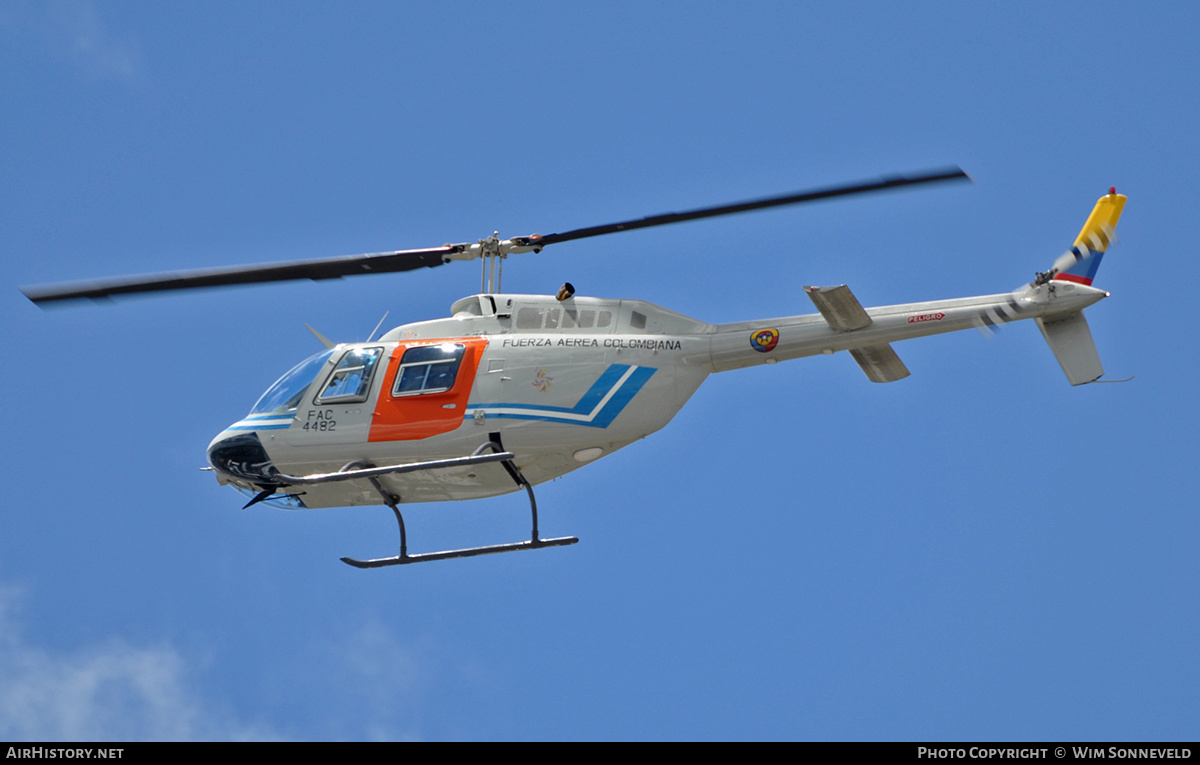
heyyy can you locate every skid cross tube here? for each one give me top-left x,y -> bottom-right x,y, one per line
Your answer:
271,448 -> 516,484
300,442 -> 576,569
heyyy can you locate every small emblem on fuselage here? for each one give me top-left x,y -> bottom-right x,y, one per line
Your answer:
750,328 -> 779,353
532,368 -> 554,393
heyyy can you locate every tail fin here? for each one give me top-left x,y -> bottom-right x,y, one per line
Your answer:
1039,188 -> 1127,286
1033,188 -> 1128,385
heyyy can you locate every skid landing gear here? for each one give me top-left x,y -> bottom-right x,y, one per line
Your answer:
340,478 -> 577,568
274,441 -> 576,568
341,442 -> 577,568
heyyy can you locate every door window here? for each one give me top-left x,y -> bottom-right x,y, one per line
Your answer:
392,343 -> 465,396
315,347 -> 383,404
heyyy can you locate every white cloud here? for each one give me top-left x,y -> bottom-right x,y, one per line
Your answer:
50,0 -> 141,82
337,620 -> 427,741
0,586 -> 278,742
0,584 -> 452,741
1,0 -> 142,84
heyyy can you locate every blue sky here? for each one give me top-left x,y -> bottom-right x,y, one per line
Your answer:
2,0 -> 1197,741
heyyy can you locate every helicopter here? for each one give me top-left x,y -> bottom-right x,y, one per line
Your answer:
20,168 -> 1127,568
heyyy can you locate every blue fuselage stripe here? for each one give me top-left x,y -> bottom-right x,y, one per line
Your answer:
466,364 -> 656,428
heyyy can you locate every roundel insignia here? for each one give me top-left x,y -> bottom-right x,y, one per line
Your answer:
750,328 -> 779,353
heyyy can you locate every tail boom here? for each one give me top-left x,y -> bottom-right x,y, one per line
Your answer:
705,188 -> 1124,385
706,282 -> 1107,375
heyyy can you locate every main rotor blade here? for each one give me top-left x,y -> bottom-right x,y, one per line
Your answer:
22,166 -> 970,307
21,245 -> 461,306
520,166 -> 971,247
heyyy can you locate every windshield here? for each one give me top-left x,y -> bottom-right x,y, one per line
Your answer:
249,349 -> 335,415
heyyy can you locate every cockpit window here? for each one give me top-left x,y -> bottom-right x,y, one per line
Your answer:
249,349 -> 335,415
316,347 -> 383,404
393,343 -> 465,396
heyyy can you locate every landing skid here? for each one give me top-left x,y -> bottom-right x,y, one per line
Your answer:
341,537 -> 578,568
273,441 -> 577,568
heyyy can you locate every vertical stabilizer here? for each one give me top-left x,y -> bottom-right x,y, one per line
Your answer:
1042,189 -> 1127,286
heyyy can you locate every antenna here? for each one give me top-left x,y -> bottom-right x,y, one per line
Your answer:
366,311 -> 390,343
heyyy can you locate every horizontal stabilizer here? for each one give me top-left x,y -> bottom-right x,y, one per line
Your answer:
850,344 -> 911,383
805,284 -> 873,331
1036,311 -> 1104,385
805,284 -> 908,382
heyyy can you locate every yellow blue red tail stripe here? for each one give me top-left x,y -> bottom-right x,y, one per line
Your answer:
1054,188 -> 1127,286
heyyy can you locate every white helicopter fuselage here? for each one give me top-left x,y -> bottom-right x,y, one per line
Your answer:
24,174 -> 1122,565
207,279 -> 1106,509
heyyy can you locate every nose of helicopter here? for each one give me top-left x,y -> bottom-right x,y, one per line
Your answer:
206,430 -> 278,483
